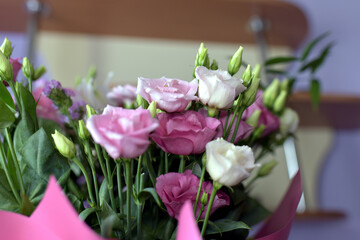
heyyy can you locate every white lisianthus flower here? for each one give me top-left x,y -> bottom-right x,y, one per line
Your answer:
279,108 -> 299,135
195,66 -> 246,109
206,138 -> 258,186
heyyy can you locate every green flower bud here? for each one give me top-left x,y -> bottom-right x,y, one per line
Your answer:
78,120 -> 90,140
281,78 -> 295,94
263,78 -> 281,109
156,108 -> 164,114
34,65 -> 47,80
193,43 -> 210,77
257,159 -> 278,177
210,59 -> 218,70
86,104 -> 96,118
22,57 -> 34,80
252,124 -> 266,140
87,66 -> 97,79
242,70 -> 261,108
52,130 -> 76,159
246,109 -> 261,127
200,192 -> 209,206
207,107 -> 219,118
252,64 -> 261,80
147,101 -> 157,118
273,90 -> 287,114
228,46 -> 243,76
0,38 -> 13,58
0,51 -> 13,82
136,95 -> 149,109
242,64 -> 252,87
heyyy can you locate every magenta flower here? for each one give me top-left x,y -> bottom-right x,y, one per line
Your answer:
137,77 -> 198,112
87,105 -> 158,159
243,92 -> 280,137
150,111 -> 221,155
155,170 -> 230,220
107,84 -> 137,107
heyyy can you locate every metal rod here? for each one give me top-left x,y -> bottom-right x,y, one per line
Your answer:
25,0 -> 42,62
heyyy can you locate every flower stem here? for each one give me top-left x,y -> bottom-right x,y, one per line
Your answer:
102,148 -> 117,212
200,182 -> 222,237
178,155 -> 185,173
8,81 -> 21,113
0,142 -> 21,204
5,128 -> 25,196
164,151 -> 169,173
124,160 -> 133,239
116,161 -> 124,215
224,96 -> 243,139
84,140 -> 99,205
230,106 -> 246,143
137,173 -> 145,240
193,165 -> 206,217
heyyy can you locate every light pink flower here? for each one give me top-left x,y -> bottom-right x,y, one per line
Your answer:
155,170 -> 230,220
195,66 -> 246,109
137,77 -> 198,112
107,84 -> 137,107
87,105 -> 158,159
150,111 -> 221,155
242,92 -> 280,137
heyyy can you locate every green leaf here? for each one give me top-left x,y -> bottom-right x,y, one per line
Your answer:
265,57 -> 298,66
0,82 -> 15,110
0,168 -> 20,212
38,118 -> 63,138
18,83 -> 37,128
301,32 -> 330,61
79,207 -> 97,221
138,187 -> 165,211
19,193 -> 35,216
300,42 -> 334,73
0,99 -> 15,128
310,79 -> 321,110
239,197 -> 270,226
265,69 -> 288,75
99,179 -> 109,207
14,104 -> 35,156
100,201 -> 122,237
204,219 -> 251,236
191,163 -> 202,178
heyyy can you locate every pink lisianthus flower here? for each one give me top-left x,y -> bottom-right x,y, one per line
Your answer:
242,91 -> 280,137
150,111 -> 221,155
86,105 -> 159,159
155,170 -> 230,220
137,77 -> 198,113
107,84 -> 137,107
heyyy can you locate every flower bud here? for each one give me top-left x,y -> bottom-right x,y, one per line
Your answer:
228,46 -> 243,76
0,38 -> 13,58
200,192 -> 209,206
86,104 -> 96,118
0,51 -> 13,82
136,94 -> 149,109
207,107 -> 219,118
51,130 -> 76,159
193,43 -> 210,77
252,64 -> 261,79
34,65 -> 47,80
246,109 -> 261,127
273,90 -> 287,114
147,101 -> 157,118
279,108 -> 299,135
242,64 -> 252,87
252,124 -> 266,140
242,70 -> 261,108
263,78 -> 280,109
257,159 -> 277,177
22,57 -> 34,80
210,59 -> 218,70
78,120 -> 90,140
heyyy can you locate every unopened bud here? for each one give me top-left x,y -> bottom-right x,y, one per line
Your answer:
253,124 -> 266,140
147,101 -> 157,118
273,90 -> 287,114
257,159 -> 277,177
208,107 -> 219,118
242,65 -> 252,87
246,109 -> 261,127
263,78 -> 280,109
34,65 -> 47,80
242,71 -> 261,108
52,130 -> 76,159
0,51 -> 13,82
78,120 -> 90,140
210,59 -> 218,70
136,95 -> 149,109
86,104 -> 96,118
228,46 -> 243,76
193,43 -> 210,77
0,38 -> 13,58
281,78 -> 295,94
200,192 -> 209,206
22,57 -> 34,80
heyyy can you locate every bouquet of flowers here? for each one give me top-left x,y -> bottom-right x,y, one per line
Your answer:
0,37 -> 322,239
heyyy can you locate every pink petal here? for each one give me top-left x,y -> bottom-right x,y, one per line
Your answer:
176,201 -> 202,240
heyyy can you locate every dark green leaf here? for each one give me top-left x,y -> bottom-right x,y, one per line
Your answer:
0,82 -> 15,110
239,197 -> 270,226
14,104 -> 35,156
300,42 -> 334,73
206,219 -> 251,235
138,187 -> 165,211
100,201 -> 122,237
191,163 -> 202,178
18,83 -> 37,129
144,151 -> 156,186
0,99 -> 15,128
99,180 -> 109,207
0,168 -> 20,212
265,57 -> 298,66
301,32 -> 330,61
265,69 -> 288,75
310,79 -> 321,110
37,118 -> 63,138
19,193 -> 35,216
79,207 -> 97,221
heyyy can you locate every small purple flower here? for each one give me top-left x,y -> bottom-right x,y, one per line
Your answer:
43,79 -> 63,97
68,100 -> 86,120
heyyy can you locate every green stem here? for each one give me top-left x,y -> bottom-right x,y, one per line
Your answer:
136,156 -> 144,239
178,155 -> 185,173
193,165 -> 206,217
230,106 -> 246,143
164,151 -> 169,173
116,162 -> 124,215
223,111 -> 231,131
8,81 -> 21,112
124,160 -> 133,238
200,182 -> 221,237
137,174 -> 145,240
0,142 -> 21,204
72,156 -> 96,206
84,140 -> 99,205
224,96 -> 243,139
27,77 -> 33,94
5,128 -> 25,196
102,148 -> 117,211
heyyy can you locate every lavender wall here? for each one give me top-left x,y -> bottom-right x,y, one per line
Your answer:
284,0 -> 360,239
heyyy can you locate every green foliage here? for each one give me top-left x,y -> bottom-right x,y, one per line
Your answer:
0,99 -> 15,128
310,79 -> 321,110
